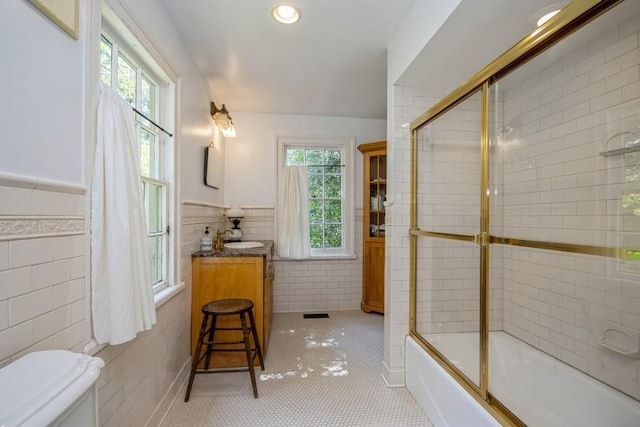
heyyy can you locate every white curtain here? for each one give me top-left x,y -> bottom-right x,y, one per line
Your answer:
277,166 -> 311,259
91,82 -> 157,345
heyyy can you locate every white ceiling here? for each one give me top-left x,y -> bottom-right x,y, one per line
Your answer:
160,0 -> 415,119
160,0 -> 573,120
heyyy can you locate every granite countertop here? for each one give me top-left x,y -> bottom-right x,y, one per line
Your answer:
192,240 -> 274,258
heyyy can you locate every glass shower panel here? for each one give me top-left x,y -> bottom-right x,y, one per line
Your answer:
416,237 -> 481,386
414,90 -> 483,388
488,0 -> 640,420
415,92 -> 482,236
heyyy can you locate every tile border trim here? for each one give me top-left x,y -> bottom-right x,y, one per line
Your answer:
0,172 -> 86,195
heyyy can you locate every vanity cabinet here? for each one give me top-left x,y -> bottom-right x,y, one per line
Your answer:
191,243 -> 273,368
358,140 -> 386,314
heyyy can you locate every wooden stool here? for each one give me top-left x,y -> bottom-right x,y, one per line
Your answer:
184,298 -> 265,401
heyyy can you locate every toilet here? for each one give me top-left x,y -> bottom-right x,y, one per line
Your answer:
0,350 -> 104,426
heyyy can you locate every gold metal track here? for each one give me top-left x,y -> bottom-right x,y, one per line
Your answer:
410,127 -> 418,331
479,82 -> 490,399
410,230 -> 631,260
490,236 -> 628,259
409,229 -> 475,243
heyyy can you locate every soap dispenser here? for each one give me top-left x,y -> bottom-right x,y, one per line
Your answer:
201,226 -> 213,251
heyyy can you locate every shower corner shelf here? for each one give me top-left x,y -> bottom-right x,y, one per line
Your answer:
598,339 -> 640,358
598,321 -> 640,358
599,144 -> 640,157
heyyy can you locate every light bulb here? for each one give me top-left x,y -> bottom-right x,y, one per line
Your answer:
272,4 -> 301,24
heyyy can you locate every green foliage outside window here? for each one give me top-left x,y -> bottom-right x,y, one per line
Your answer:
286,148 -> 344,250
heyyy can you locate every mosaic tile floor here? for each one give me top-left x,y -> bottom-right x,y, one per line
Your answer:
160,310 -> 431,427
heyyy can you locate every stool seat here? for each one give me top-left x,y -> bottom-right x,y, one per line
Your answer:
184,298 -> 265,402
203,298 -> 253,315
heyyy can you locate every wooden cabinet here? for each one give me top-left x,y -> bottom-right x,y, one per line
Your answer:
191,246 -> 273,368
358,140 -> 386,314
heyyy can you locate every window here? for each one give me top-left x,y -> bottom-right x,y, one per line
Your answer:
278,137 -> 355,258
100,31 -> 172,294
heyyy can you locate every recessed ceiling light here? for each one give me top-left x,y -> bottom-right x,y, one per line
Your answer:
272,4 -> 301,24
536,9 -> 561,27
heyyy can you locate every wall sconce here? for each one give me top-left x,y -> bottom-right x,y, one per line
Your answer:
210,102 -> 236,138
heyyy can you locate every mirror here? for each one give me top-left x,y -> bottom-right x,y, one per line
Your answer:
204,145 -> 223,189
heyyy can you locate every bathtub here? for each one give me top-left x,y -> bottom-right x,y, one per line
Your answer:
406,332 -> 640,426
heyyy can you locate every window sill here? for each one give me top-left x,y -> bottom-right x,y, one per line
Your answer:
273,254 -> 357,261
154,281 -> 185,308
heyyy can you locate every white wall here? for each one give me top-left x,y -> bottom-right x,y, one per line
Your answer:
0,1 -> 85,184
387,0 -> 461,86
225,112 -> 386,208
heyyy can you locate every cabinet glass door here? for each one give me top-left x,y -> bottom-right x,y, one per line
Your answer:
368,153 -> 387,238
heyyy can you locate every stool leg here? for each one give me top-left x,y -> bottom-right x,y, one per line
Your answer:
240,312 -> 259,398
204,314 -> 217,370
185,313 -> 209,402
247,309 -> 265,370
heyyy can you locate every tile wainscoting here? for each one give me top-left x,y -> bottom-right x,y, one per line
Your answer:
0,174 -> 87,368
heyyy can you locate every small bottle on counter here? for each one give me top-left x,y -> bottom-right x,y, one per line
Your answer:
200,226 -> 213,251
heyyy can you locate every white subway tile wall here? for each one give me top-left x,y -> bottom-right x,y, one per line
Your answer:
0,184 -> 86,368
241,207 -> 364,313
237,208 -> 275,242
95,286 -> 190,427
386,85 -> 447,384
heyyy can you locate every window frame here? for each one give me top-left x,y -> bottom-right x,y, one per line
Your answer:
276,136 -> 356,259
99,23 -> 176,295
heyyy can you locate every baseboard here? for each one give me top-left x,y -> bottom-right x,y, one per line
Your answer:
381,359 -> 406,387
146,357 -> 191,427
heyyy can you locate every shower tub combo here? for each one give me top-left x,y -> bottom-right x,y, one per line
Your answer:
405,0 -> 640,424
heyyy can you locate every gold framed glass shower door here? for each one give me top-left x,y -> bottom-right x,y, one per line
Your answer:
408,0 -> 638,425
411,91 -> 484,389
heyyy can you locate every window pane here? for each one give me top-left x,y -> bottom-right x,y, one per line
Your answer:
324,200 -> 342,223
286,148 -> 305,165
324,224 -> 342,248
148,236 -> 163,285
325,150 -> 341,165
100,37 -> 112,86
117,54 -> 136,105
310,224 -> 323,248
139,128 -> 159,179
309,199 -> 322,224
140,128 -> 151,177
325,174 -> 341,198
140,75 -> 156,121
308,172 -> 323,199
306,149 -> 322,165
147,182 -> 163,233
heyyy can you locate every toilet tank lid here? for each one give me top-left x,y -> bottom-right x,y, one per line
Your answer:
0,350 -> 104,427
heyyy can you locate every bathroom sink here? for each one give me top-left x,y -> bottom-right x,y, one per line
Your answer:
224,241 -> 264,249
